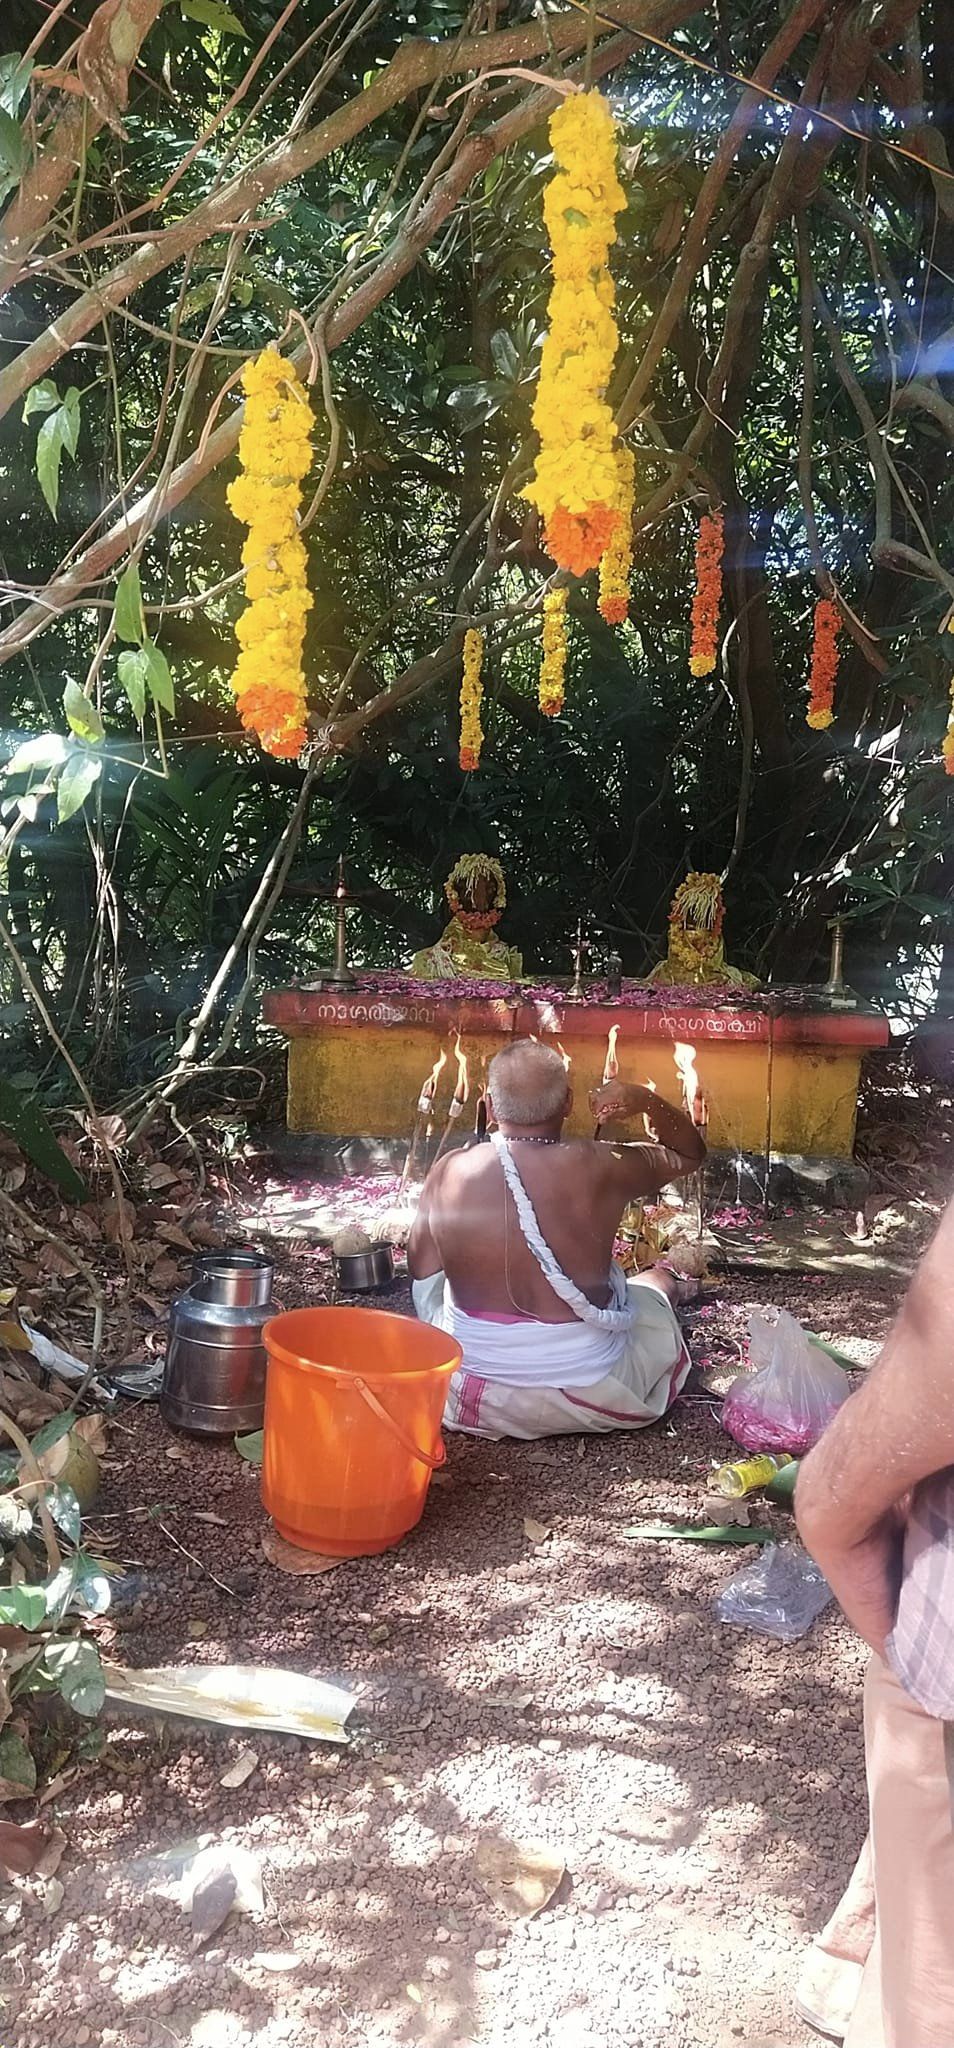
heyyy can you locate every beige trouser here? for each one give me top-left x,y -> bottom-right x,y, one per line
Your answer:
798,1655 -> 954,2047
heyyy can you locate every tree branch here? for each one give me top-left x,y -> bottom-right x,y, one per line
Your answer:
0,0 -> 166,297
0,0 -> 693,425
0,16 -> 664,671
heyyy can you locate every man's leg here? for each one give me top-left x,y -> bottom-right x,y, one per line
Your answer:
796,1835 -> 874,2041
844,1655 -> 954,2048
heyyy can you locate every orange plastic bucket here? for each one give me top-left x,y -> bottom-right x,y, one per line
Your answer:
261,1307 -> 461,1556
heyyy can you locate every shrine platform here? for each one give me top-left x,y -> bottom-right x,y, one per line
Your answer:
262,977 -> 890,1162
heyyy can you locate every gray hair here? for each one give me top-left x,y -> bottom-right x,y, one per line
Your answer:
487,1040 -> 569,1127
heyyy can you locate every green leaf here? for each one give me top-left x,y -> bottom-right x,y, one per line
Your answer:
622,1522 -> 775,1546
3,734 -> 69,778
29,1412 -> 76,1461
234,1429 -> 263,1465
483,156 -> 504,198
57,752 -> 102,824
35,408 -> 66,516
0,1727 -> 36,1793
114,560 -> 145,645
62,681 -> 104,746
48,1483 -> 81,1547
142,639 -> 175,714
117,647 -> 147,722
0,1081 -> 86,1201
22,378 -> 61,423
59,386 -> 81,458
0,54 -> 33,119
0,1582 -> 47,1629
0,107 -> 25,205
180,0 -> 248,35
41,1637 -> 105,1718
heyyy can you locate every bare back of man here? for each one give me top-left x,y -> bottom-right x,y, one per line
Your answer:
409,1060 -> 703,1320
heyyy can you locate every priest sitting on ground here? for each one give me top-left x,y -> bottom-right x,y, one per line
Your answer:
408,1038 -> 704,1440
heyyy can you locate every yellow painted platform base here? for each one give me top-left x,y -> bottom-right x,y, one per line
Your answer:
263,988 -> 889,1161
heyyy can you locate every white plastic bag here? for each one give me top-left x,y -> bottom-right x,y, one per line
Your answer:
722,1308 -> 850,1455
715,1541 -> 833,1641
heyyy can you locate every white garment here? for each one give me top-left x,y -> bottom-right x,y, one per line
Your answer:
412,1268 -> 631,1389
412,1269 -> 690,1441
488,1133 -> 635,1335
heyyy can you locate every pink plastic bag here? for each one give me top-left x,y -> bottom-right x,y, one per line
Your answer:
722,1309 -> 850,1455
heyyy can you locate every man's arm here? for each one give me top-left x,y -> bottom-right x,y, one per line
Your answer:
406,1161 -> 445,1280
796,1197 -> 954,1654
589,1080 -> 706,1198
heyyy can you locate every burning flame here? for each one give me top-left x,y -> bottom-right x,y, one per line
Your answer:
602,1024 -> 620,1085
452,1030 -> 470,1105
424,1047 -> 447,1100
674,1041 -> 706,1125
556,1041 -> 571,1071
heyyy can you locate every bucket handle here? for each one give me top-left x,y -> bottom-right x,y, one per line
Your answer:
350,1375 -> 446,1472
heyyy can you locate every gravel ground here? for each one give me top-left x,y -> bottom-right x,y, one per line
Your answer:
2,1262 -> 903,2048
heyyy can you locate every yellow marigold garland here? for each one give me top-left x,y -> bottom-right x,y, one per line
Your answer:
688,509 -> 725,677
226,347 -> 314,759
459,627 -> 484,772
598,444 -> 635,625
524,89 -> 626,575
539,588 -> 569,716
942,616 -> 954,775
806,596 -> 841,730
944,684 -> 954,775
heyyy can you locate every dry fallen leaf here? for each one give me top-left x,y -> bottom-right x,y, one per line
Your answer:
474,1834 -> 565,1920
0,1818 -> 52,1875
148,1257 -> 179,1289
260,1525 -> 345,1576
42,1877 -> 64,1918
74,1413 -> 108,1457
219,1748 -> 258,1790
523,1517 -> 551,1546
155,1221 -> 195,1253
141,1164 -> 184,1190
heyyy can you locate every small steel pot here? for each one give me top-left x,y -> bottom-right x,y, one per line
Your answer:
333,1245 -> 395,1292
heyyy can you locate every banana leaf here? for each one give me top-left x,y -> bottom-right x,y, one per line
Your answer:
623,1521 -> 774,1546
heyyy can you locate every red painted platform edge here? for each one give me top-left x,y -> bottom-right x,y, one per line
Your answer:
263,988 -> 890,1051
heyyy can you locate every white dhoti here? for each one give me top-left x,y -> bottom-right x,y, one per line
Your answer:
412,1266 -> 690,1441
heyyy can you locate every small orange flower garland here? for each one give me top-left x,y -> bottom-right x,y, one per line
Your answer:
539,589 -> 568,716
599,445 -> 635,625
806,596 -> 841,729
688,510 -> 724,677
459,628 -> 484,772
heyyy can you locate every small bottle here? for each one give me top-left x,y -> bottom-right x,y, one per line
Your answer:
606,949 -> 623,999
711,1453 -> 794,1499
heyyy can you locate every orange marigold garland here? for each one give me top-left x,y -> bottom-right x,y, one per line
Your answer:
524,89 -> 626,575
806,596 -> 841,729
539,588 -> 568,716
598,445 -> 635,625
688,509 -> 724,677
226,347 -> 314,759
459,627 -> 484,772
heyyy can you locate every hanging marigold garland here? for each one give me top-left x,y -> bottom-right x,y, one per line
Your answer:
524,89 -> 626,575
688,509 -> 725,677
226,347 -> 314,759
943,683 -> 954,776
459,627 -> 484,772
539,588 -> 569,716
806,596 -> 841,729
598,444 -> 635,625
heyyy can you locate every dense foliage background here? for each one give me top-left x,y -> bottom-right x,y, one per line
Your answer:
1,0 -> 953,1121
